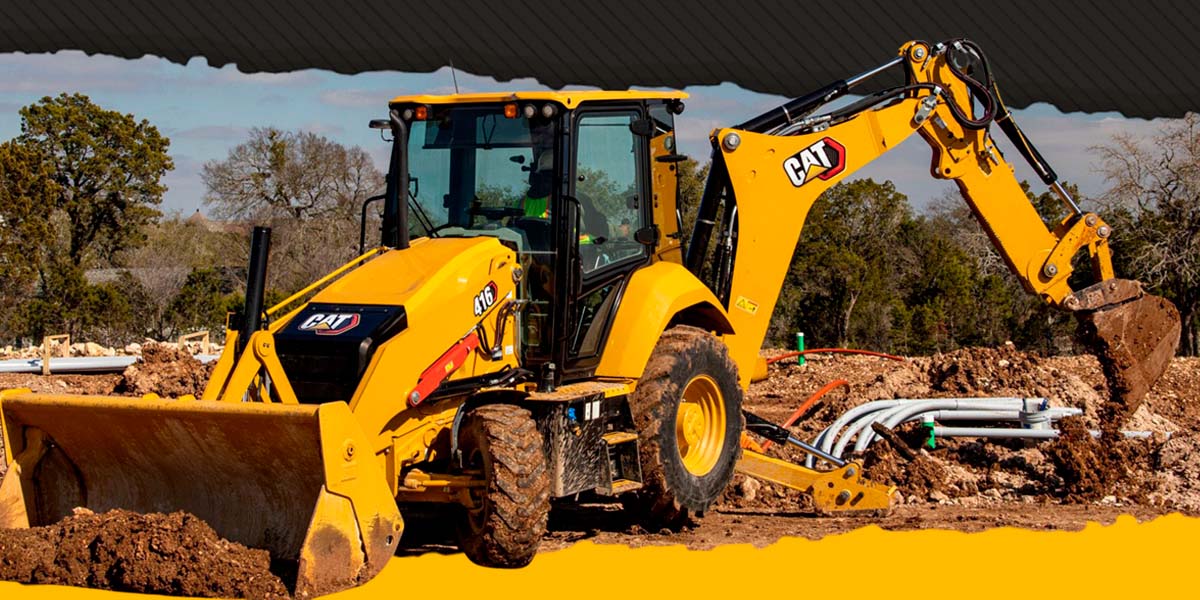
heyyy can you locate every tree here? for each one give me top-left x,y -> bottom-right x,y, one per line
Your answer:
120,214 -> 245,339
925,182 -> 1085,355
0,141 -> 57,342
675,157 -> 710,242
3,94 -> 172,340
18,93 -> 172,265
167,268 -> 237,336
769,179 -> 913,349
1094,114 -> 1200,355
201,128 -> 384,291
202,127 -> 380,221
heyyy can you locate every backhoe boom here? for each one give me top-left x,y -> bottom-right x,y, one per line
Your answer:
691,39 -> 1179,416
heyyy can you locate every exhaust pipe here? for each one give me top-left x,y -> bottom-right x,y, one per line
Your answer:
237,226 -> 271,356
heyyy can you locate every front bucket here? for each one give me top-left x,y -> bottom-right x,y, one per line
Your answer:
1071,280 -> 1182,421
0,390 -> 402,598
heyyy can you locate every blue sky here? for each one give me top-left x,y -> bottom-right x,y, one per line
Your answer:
0,50 -> 1171,216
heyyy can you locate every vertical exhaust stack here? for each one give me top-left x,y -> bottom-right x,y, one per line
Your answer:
237,226 -> 271,356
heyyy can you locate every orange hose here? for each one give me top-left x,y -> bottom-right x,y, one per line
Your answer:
759,378 -> 849,451
765,348 -> 906,365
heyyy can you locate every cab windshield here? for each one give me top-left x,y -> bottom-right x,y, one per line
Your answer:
405,106 -> 558,251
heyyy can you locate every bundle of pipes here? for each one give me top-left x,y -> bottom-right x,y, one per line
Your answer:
802,397 -> 1157,468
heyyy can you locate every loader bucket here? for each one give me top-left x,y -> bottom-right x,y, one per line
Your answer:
1069,279 -> 1182,422
0,390 -> 402,598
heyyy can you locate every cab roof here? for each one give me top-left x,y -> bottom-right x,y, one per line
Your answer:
388,90 -> 688,110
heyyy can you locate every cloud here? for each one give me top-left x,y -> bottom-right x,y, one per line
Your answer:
318,88 -> 385,108
302,121 -> 346,137
207,66 -> 324,87
0,51 -> 165,94
159,154 -> 208,214
169,125 -> 249,141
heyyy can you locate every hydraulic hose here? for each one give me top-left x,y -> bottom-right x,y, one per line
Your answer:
940,39 -> 997,130
759,379 -> 849,451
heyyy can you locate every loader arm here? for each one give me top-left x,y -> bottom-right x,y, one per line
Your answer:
688,39 -> 1179,414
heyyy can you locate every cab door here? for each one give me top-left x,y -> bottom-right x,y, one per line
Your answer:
561,106 -> 652,377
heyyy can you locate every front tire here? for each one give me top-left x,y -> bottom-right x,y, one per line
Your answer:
625,326 -> 743,530
455,404 -> 551,567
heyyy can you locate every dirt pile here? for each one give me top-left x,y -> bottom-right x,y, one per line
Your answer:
1156,433 -> 1200,511
119,343 -> 213,398
0,373 -> 123,396
0,509 -> 288,598
738,347 -> 1199,512
1043,417 -> 1161,502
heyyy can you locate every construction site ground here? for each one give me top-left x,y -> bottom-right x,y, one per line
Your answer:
1,344 -> 1198,597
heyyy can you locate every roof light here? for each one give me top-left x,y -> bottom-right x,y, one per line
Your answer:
400,108 -> 414,121
541,104 -> 557,118
414,105 -> 428,120
504,103 -> 518,118
523,104 -> 537,119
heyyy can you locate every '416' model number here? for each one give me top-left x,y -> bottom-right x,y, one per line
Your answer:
473,281 -> 499,317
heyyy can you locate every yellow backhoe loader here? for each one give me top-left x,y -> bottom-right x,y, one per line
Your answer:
0,39 -> 1180,596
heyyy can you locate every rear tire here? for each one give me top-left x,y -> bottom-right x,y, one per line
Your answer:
455,404 -> 551,567
624,326 -> 743,530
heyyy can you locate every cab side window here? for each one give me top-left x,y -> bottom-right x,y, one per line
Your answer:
574,111 -> 645,275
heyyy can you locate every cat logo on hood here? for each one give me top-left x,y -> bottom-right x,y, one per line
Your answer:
298,312 -> 361,336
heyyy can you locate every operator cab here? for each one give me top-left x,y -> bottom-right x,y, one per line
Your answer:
375,91 -> 687,380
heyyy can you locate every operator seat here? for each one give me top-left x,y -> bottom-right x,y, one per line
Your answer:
514,217 -> 553,251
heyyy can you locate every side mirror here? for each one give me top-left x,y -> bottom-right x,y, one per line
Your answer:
629,118 -> 655,137
634,225 -> 660,246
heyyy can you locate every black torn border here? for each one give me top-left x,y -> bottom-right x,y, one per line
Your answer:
0,0 -> 1196,118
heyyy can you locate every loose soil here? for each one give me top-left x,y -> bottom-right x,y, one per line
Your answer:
736,346 -> 1200,511
118,343 -> 213,398
1077,292 -> 1183,423
0,509 -> 287,598
1,345 -> 1198,596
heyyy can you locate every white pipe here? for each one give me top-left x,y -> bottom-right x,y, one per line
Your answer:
922,408 -> 1082,421
839,406 -> 1082,456
807,400 -> 907,468
854,398 -> 1032,452
932,426 -> 1163,440
0,354 -> 219,374
808,397 -> 1042,467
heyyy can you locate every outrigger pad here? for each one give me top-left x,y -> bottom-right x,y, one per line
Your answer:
736,450 -> 894,515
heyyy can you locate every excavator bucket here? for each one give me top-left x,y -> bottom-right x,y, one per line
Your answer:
1069,279 -> 1182,421
0,390 -> 402,598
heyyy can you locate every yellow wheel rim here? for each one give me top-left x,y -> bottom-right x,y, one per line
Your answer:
676,374 -> 726,476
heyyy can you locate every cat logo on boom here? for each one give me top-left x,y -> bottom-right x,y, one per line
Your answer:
783,137 -> 846,187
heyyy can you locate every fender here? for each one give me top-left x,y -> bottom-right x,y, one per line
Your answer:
594,261 -> 734,380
